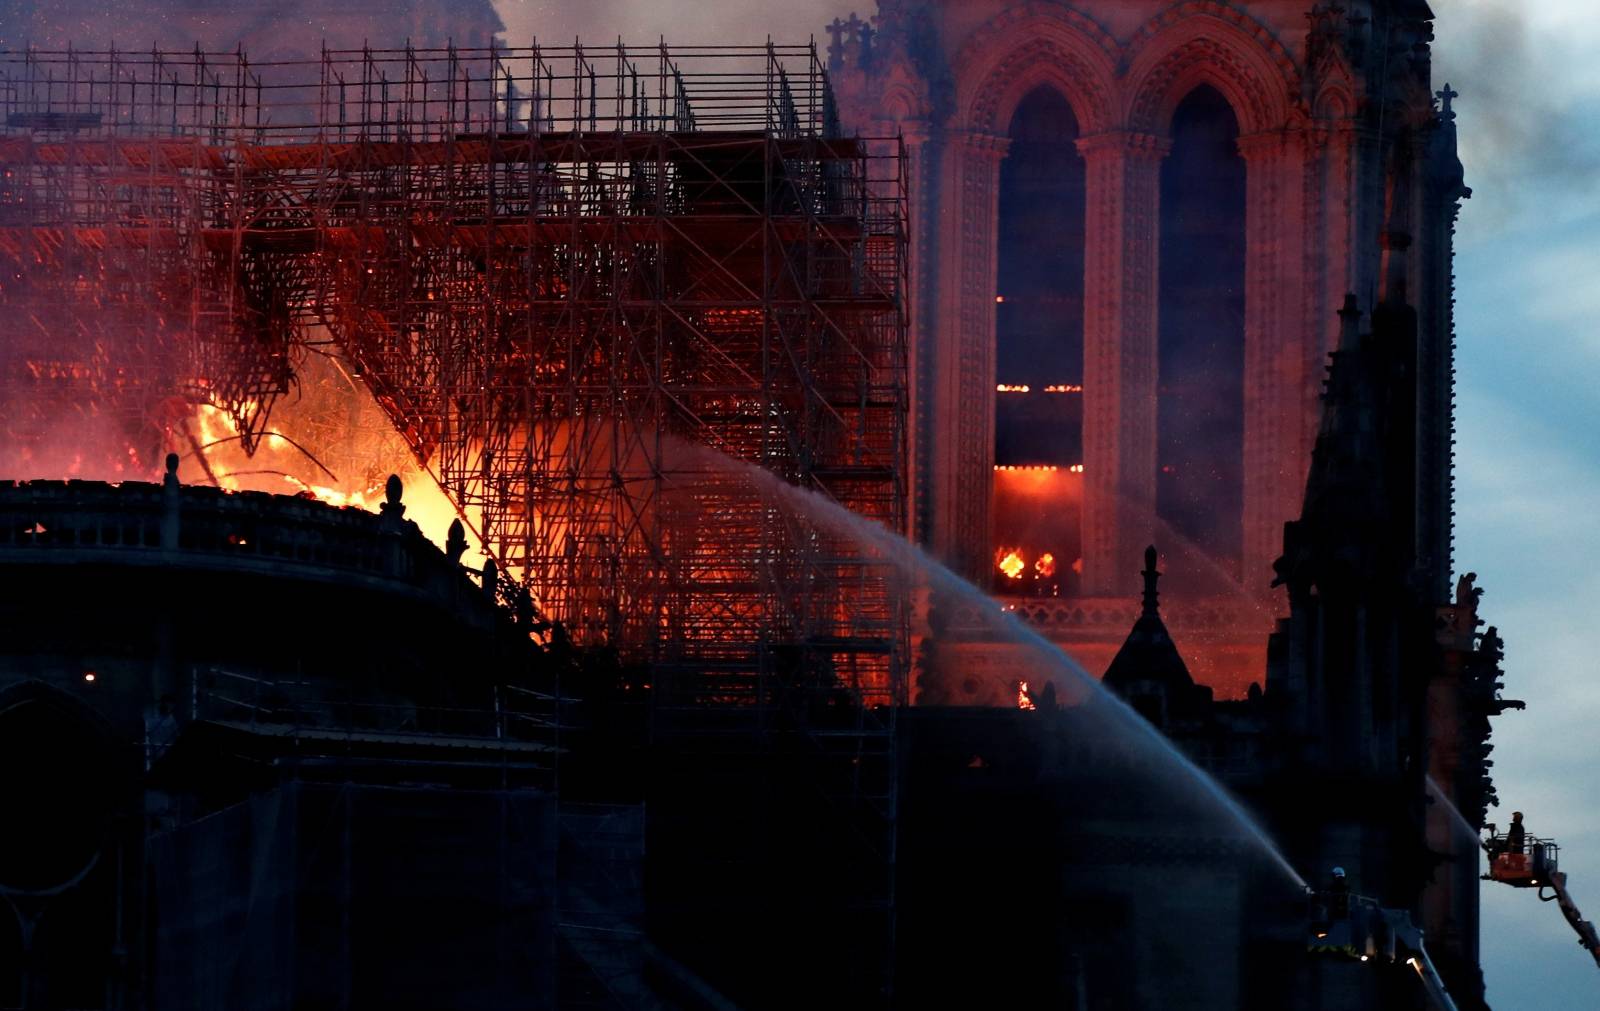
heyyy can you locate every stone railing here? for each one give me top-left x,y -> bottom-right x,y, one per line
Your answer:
190,667 -> 558,748
0,454 -> 501,622
945,593 -> 1277,639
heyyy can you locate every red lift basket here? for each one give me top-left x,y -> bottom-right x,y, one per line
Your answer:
1485,834 -> 1559,888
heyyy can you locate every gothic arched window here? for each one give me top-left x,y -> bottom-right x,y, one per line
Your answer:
992,85 -> 1085,595
1156,85 -> 1246,580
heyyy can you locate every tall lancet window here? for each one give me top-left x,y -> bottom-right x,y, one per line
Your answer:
992,86 -> 1086,596
1157,85 -> 1246,580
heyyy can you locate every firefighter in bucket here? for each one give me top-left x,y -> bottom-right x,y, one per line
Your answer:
1308,868 -> 1369,958
1485,812 -> 1558,887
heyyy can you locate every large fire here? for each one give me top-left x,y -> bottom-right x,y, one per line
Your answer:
178,382 -> 485,570
2,340 -> 488,569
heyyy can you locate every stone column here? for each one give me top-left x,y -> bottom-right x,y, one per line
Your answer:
1238,130 -> 1310,593
928,130 -> 1008,580
900,120 -> 936,549
1075,131 -> 1167,596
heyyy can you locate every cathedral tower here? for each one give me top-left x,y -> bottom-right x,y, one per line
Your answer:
828,0 -> 1466,696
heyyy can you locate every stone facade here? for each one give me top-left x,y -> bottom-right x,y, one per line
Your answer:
828,0 -> 1466,696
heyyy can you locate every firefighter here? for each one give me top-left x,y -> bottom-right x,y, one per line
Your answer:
1508,811 -> 1526,855
1329,867 -> 1350,918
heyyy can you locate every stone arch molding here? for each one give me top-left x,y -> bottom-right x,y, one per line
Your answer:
1121,3 -> 1301,136
953,3 -> 1120,136
875,52 -> 935,129
951,2 -> 1302,139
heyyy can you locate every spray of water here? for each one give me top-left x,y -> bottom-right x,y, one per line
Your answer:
668,443 -> 1309,892
1426,775 -> 1489,854
1095,491 -> 1283,640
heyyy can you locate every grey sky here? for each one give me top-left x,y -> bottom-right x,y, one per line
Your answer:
1434,1 -> 1600,1005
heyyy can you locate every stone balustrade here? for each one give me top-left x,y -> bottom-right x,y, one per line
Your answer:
0,454 -> 501,623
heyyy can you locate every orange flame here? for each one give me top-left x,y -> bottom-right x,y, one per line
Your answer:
1017,681 -> 1036,710
182,403 -> 483,568
996,548 -> 1025,580
1034,552 -> 1056,579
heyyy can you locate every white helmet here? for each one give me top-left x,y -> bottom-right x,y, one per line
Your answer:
1331,867 -> 1346,877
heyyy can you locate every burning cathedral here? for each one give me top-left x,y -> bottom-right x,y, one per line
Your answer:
0,0 -> 1583,1009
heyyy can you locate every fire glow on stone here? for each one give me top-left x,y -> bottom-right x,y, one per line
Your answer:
993,464 -> 1084,473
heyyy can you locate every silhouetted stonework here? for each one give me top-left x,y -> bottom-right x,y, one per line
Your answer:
0,461 -> 558,1007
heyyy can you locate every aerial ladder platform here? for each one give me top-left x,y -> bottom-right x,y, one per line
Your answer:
1482,827 -> 1600,969
1306,889 -> 1459,1011
1303,810 -> 1597,1009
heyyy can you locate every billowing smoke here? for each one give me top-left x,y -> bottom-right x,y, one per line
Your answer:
1432,0 -> 1600,238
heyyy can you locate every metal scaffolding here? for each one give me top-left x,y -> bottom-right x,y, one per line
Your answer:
1,41 -> 908,1003
1,41 -> 905,651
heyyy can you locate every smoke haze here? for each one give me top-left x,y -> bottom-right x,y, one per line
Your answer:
492,0 -> 838,47
1434,0 -> 1600,237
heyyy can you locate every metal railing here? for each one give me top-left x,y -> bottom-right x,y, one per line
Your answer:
190,666 -> 557,748
1,41 -> 838,144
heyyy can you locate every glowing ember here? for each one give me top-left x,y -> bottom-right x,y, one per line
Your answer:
1017,681 -> 1036,710
1035,552 -> 1056,578
994,383 -> 1082,393
997,548 -> 1026,580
